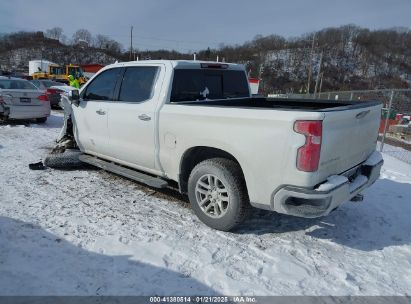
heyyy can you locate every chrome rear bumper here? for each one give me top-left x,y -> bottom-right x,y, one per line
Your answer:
272,151 -> 384,218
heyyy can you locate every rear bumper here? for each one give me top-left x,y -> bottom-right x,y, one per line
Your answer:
2,104 -> 50,119
271,151 -> 384,218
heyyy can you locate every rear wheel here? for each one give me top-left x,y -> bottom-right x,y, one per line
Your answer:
187,158 -> 250,231
36,117 -> 47,123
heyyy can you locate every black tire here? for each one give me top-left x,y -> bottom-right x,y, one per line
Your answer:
187,158 -> 250,231
44,149 -> 84,169
36,117 -> 47,123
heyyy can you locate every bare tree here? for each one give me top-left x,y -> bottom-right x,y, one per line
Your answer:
45,27 -> 63,41
60,34 -> 68,45
72,29 -> 92,45
93,34 -> 111,49
105,40 -> 123,54
93,34 -> 122,54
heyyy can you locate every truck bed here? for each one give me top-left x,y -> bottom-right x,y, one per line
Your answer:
167,95 -> 383,190
173,97 -> 382,112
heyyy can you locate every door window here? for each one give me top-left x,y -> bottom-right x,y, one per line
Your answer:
83,68 -> 121,101
118,67 -> 159,103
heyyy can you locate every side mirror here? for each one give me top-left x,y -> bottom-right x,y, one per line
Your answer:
68,89 -> 80,107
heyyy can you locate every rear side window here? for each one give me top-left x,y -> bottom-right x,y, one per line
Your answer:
30,80 -> 40,88
170,69 -> 249,102
118,67 -> 159,103
83,68 -> 121,101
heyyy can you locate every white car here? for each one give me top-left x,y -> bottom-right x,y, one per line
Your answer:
63,60 -> 383,231
0,76 -> 50,123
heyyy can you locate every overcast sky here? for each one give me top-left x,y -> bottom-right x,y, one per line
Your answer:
1,0 -> 410,52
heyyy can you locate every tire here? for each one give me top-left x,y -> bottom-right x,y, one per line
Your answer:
36,117 -> 47,123
187,158 -> 250,231
44,149 -> 84,169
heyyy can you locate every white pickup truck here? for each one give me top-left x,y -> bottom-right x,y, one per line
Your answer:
63,60 -> 383,231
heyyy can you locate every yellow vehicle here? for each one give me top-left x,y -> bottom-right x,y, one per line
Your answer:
32,64 -> 87,86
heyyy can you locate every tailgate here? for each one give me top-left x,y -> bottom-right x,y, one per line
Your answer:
319,102 -> 382,176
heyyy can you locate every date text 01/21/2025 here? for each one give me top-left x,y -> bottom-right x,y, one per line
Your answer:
149,296 -> 256,303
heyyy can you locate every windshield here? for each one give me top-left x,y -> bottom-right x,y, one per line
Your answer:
170,69 -> 249,102
0,79 -> 38,90
50,66 -> 64,75
68,67 -> 84,78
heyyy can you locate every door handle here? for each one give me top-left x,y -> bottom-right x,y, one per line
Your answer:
138,114 -> 151,121
96,109 -> 106,115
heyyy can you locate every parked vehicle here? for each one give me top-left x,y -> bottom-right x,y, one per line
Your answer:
63,60 -> 383,231
0,76 -> 50,123
31,62 -> 87,86
28,60 -> 56,76
30,80 -> 68,108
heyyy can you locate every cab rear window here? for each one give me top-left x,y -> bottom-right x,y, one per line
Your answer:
170,69 -> 249,102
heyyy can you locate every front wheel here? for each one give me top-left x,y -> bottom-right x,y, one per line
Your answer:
44,149 -> 83,169
187,158 -> 250,231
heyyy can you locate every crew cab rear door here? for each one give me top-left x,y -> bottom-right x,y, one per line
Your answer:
106,64 -> 164,171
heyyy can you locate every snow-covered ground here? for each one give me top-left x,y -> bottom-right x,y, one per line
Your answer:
380,142 -> 411,165
1,112 -> 411,296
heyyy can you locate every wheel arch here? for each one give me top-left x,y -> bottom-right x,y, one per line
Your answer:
178,146 -> 247,194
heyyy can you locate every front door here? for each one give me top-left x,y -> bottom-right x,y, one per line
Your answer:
72,68 -> 122,157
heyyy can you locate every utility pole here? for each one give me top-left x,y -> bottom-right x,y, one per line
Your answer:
314,51 -> 323,97
319,72 -> 324,96
381,90 -> 395,152
306,33 -> 316,94
130,26 -> 133,61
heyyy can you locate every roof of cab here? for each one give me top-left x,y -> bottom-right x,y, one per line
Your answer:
104,60 -> 245,71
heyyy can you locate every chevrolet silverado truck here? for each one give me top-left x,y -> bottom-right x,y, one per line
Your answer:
64,60 -> 383,231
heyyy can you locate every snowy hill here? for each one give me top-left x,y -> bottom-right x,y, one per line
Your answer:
1,26 -> 410,93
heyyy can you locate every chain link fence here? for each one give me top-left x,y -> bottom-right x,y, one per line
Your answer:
290,89 -> 411,165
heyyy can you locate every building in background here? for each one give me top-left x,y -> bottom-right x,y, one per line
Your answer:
80,64 -> 104,78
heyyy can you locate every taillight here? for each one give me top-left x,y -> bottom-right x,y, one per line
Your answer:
294,120 -> 322,172
37,94 -> 48,102
46,88 -> 60,95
